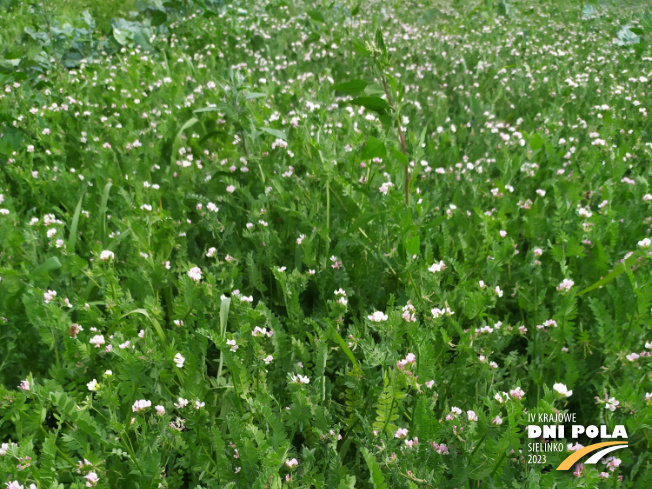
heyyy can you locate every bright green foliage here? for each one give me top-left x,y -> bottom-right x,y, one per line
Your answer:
1,0 -> 652,488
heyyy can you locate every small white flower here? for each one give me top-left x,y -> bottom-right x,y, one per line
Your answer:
556,279 -> 574,293
367,311 -> 388,322
290,374 -> 310,384
132,399 -> 152,412
428,260 -> 446,273
174,353 -> 185,368
87,379 -> 100,391
606,397 -> 619,411
638,238 -> 651,249
99,250 -> 114,261
553,383 -> 572,398
174,397 -> 189,409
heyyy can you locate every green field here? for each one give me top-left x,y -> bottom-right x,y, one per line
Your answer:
1,0 -> 652,487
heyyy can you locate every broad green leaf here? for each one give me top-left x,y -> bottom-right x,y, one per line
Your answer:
332,80 -> 367,95
391,147 -> 409,165
360,137 -> 386,160
351,39 -> 370,57
32,257 -> 62,277
349,96 -> 390,114
308,10 -> 325,22
406,235 -> 420,255
529,133 -> 544,151
245,92 -> 267,100
260,127 -> 287,140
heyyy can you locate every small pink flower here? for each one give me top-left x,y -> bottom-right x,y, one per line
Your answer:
226,185 -> 236,193
330,256 -> 342,269
573,463 -> 584,478
510,387 -> 525,400
606,457 -> 621,472
155,405 -> 165,416
394,428 -> 408,439
404,437 -> 418,448
285,458 -> 298,468
605,397 -> 619,411
556,279 -> 574,293
187,266 -> 202,282
431,442 -> 449,454
174,397 -> 189,409
18,379 -> 30,391
84,472 -> 99,487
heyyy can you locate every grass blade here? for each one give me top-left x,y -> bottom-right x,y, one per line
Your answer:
67,189 -> 85,254
99,182 -> 112,245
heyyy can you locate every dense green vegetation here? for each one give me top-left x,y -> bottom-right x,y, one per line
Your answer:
1,0 -> 652,487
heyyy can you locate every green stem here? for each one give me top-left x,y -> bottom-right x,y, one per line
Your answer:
40,427 -> 77,467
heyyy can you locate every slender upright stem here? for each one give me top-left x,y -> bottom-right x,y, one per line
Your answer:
40,1 -> 62,70
381,75 -> 409,205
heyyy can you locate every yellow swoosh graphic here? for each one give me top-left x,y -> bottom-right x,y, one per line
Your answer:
556,441 -> 628,470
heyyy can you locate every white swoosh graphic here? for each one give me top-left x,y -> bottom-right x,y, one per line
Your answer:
584,445 -> 628,464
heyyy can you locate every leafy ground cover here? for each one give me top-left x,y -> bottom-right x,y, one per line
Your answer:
1,0 -> 652,487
